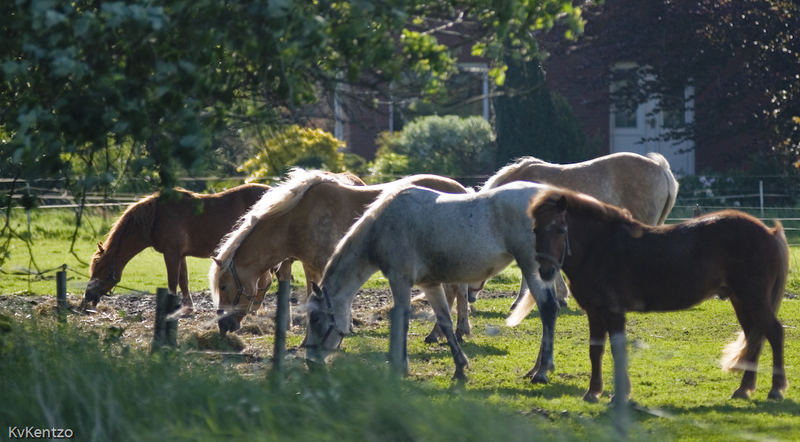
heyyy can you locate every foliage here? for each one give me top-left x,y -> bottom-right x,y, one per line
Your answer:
494,57 -> 592,166
0,0 -> 584,266
0,318 -> 574,441
239,126 -> 345,181
559,0 -> 800,166
370,115 -> 496,181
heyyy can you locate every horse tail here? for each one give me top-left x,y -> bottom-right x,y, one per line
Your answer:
721,221 -> 788,371
506,289 -> 537,327
647,152 -> 679,225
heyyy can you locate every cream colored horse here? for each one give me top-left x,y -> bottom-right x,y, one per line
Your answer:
209,169 -> 472,334
484,152 -> 679,307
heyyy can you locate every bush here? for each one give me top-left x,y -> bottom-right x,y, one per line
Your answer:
239,126 -> 345,181
370,115 -> 496,182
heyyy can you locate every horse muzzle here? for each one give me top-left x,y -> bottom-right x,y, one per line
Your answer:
538,265 -> 558,282
217,310 -> 242,333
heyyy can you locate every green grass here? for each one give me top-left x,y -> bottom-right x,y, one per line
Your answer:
3,208 -> 800,440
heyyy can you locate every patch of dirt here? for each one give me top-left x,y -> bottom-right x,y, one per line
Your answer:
0,287 -> 504,362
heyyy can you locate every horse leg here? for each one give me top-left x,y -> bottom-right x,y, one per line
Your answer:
163,254 -> 190,315
606,310 -> 630,404
554,272 -> 570,308
178,257 -> 194,314
453,283 -> 471,341
764,315 -> 787,400
388,278 -> 412,377
422,283 -> 469,381
521,274 -> 559,384
729,299 -> 764,399
424,286 -> 450,344
584,309 -> 607,402
510,278 -> 528,311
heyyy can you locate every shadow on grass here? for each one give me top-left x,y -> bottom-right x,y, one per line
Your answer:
471,303 -> 585,320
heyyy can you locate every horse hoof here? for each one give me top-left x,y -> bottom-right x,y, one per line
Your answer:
452,367 -> 468,381
180,306 -> 194,317
767,389 -> 784,401
731,388 -> 752,400
424,334 -> 439,344
530,371 -> 549,384
583,391 -> 601,403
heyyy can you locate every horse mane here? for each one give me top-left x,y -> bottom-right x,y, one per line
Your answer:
481,156 -> 547,190
530,188 -> 639,231
90,193 -> 158,273
324,180 -> 422,277
210,169 -> 357,299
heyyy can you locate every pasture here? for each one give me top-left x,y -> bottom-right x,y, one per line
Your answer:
2,208 -> 800,440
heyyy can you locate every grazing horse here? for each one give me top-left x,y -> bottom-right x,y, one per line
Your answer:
209,170 -> 473,334
83,184 -> 273,313
305,181 -> 558,381
514,188 -> 788,402
484,152 -> 679,313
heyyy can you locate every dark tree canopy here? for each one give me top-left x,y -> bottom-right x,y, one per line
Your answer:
1,0 -> 582,190
543,0 -> 799,171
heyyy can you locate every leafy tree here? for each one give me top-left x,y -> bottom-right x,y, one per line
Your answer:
371,115 -> 495,182
0,0 -> 583,263
552,0 -> 800,171
239,126 -> 345,181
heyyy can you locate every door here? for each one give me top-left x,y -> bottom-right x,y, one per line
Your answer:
610,72 -> 695,176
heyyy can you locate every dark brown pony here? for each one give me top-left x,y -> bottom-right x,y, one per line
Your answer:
512,188 -> 788,402
83,184 -> 272,312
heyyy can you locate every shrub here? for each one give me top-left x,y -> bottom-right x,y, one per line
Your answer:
370,115 -> 496,182
239,126 -> 345,181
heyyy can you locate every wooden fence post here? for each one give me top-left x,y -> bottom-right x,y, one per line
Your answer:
388,305 -> 408,376
152,288 -> 181,352
272,280 -> 291,372
55,264 -> 67,321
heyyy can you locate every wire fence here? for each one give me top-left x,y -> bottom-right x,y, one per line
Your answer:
5,174 -> 800,237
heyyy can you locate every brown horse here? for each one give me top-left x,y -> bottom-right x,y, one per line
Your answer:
210,169 -> 474,334
83,184 -> 272,313
512,188 -> 788,402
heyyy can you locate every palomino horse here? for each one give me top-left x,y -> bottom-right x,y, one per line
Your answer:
209,169 -> 473,335
515,188 -> 788,402
484,151 -> 679,312
305,181 -> 558,381
83,184 -> 272,313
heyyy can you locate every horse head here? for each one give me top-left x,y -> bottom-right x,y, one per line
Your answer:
83,243 -> 119,307
304,282 -> 346,366
530,193 -> 570,282
212,257 -> 260,333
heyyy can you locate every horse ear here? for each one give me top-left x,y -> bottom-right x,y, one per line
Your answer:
555,195 -> 568,212
97,243 -> 105,254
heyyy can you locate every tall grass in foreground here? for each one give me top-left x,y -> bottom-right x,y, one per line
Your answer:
0,317 -> 617,442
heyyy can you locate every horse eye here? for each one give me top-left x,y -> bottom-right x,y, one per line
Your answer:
220,284 -> 227,291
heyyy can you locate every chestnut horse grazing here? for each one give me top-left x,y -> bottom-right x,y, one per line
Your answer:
513,188 -> 788,402
305,181 -> 558,381
83,184 -> 271,313
210,169 -> 473,334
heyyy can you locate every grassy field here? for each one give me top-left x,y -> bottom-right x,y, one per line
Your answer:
2,208 -> 800,440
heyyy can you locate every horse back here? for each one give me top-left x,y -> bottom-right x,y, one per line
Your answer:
589,211 -> 787,312
150,185 -> 270,257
